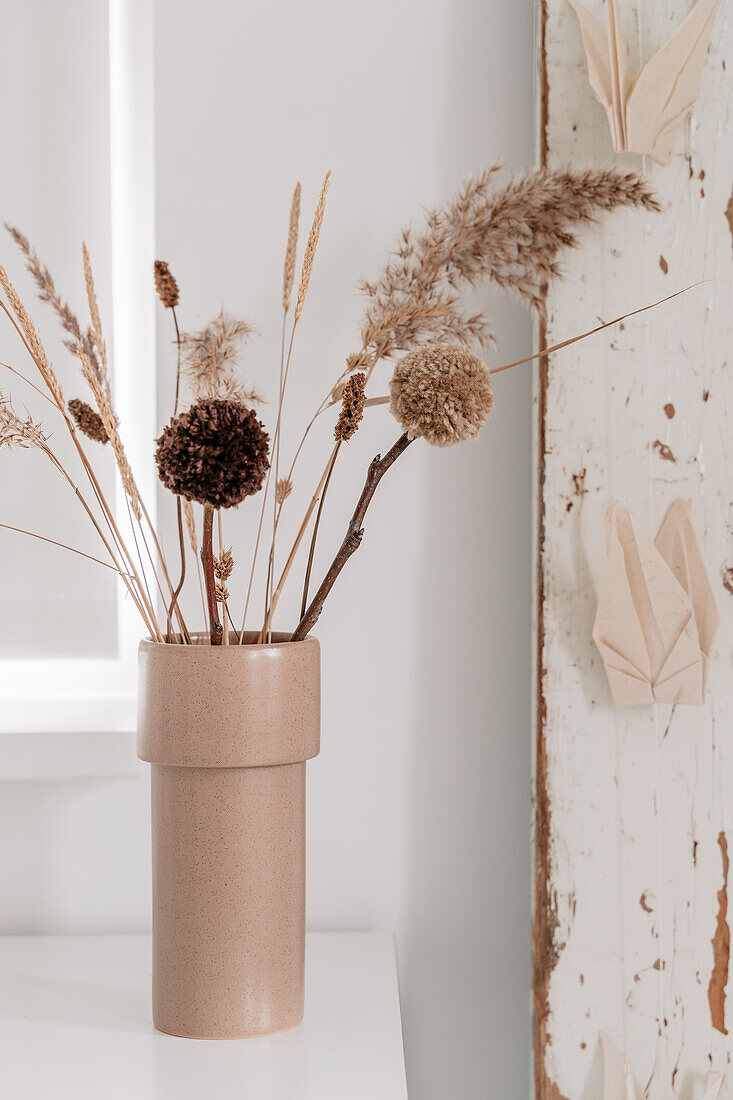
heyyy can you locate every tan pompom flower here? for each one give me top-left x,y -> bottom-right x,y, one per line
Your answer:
388,343 -> 494,447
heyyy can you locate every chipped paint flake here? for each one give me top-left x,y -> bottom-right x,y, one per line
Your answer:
709,833 -> 730,1035
652,439 -> 676,462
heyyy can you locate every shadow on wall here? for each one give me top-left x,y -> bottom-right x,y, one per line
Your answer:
400,347 -> 533,1099
395,0 -> 535,1089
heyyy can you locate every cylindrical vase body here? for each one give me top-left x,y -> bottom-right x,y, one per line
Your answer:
137,633 -> 320,1039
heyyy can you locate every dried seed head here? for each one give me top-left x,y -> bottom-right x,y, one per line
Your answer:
180,311 -> 257,402
154,260 -> 179,309
389,343 -> 494,447
0,392 -> 48,451
68,397 -> 108,444
214,546 -> 234,582
155,398 -> 270,509
275,477 -> 292,505
334,372 -> 366,442
215,579 -> 229,603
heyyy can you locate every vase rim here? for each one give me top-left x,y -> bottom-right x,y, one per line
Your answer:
139,631 -> 318,652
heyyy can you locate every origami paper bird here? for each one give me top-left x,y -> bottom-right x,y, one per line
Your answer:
592,499 -> 719,706
567,0 -> 720,164
600,1031 -> 725,1099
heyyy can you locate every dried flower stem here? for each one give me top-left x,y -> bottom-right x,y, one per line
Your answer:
0,521 -> 134,575
42,432 -> 159,638
218,510 -> 229,645
0,279 -> 164,638
241,174 -> 331,643
201,504 -> 223,645
266,182 -> 302,642
166,304 -> 189,643
291,433 -> 413,641
166,497 -> 188,643
300,441 -> 340,619
257,443 -> 338,643
265,306 -> 289,644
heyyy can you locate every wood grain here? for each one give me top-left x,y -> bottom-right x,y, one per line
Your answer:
535,1 -> 733,1096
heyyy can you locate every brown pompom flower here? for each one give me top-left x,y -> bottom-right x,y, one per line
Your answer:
68,397 -> 108,444
155,398 -> 269,509
389,343 -> 494,447
154,260 -> 179,309
334,372 -> 366,442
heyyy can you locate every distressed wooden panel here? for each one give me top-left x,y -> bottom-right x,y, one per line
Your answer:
535,2 -> 733,1098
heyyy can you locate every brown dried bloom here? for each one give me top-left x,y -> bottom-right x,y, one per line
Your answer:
155,398 -> 270,509
275,477 -> 292,505
68,397 -> 108,444
154,261 -> 179,309
389,343 -> 494,447
215,579 -> 229,603
334,372 -> 366,442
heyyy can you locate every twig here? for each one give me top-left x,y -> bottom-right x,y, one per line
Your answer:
291,432 -> 413,641
201,504 -> 222,645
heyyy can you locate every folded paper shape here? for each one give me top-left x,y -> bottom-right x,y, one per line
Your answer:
593,499 -> 719,706
601,1031 -> 725,1099
567,0 -> 719,164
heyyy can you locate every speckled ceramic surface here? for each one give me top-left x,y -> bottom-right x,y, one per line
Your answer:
137,632 -> 321,1039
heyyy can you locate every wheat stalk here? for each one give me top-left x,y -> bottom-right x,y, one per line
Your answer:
282,182 -> 301,312
82,242 -> 108,377
0,265 -> 65,409
78,349 -> 141,520
294,172 -> 330,323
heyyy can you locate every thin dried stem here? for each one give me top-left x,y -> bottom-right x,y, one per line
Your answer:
300,441 -> 340,619
237,175 -> 332,642
291,433 -> 413,641
257,443 -> 338,643
0,280 -> 163,638
0,521 -> 134,575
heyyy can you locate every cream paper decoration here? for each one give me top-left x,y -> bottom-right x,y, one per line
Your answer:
567,0 -> 720,164
600,1032 -> 725,1099
592,499 -> 719,707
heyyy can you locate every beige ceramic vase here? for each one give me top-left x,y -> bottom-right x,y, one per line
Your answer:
137,631 -> 320,1039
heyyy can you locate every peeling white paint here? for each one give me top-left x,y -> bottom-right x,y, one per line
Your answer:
538,1 -> 733,1097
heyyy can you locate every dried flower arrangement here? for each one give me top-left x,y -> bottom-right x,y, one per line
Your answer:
0,166 -> 662,646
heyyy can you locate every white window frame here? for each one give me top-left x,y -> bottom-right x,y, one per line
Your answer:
0,0 -> 155,778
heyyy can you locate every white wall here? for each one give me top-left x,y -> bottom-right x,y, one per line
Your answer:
0,0 -> 118,656
0,1 -> 534,1097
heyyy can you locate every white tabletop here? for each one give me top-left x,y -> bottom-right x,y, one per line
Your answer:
0,932 -> 407,1099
